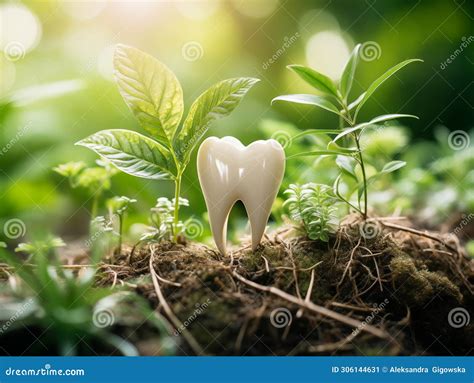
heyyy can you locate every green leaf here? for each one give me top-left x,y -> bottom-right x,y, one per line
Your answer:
287,65 -> 339,97
76,129 -> 175,180
339,44 -> 361,100
272,94 -> 342,116
354,59 -> 423,119
288,150 -> 355,159
347,92 -> 366,111
114,44 -> 184,143
381,160 -> 407,174
327,141 -> 359,154
174,77 -> 259,163
332,114 -> 418,143
336,155 -> 358,181
292,129 -> 341,141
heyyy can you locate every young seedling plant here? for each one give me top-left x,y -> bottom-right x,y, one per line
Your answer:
76,45 -> 259,242
273,43 -> 422,220
53,160 -> 118,219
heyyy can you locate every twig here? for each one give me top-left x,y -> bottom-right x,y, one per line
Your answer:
329,302 -> 374,312
231,269 -> 388,339
149,249 -> 205,355
273,261 -> 323,272
261,255 -> 270,273
337,238 -> 361,289
382,222 -> 458,253
296,268 -> 315,318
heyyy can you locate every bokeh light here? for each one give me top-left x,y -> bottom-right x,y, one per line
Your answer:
231,0 -> 279,18
305,30 -> 350,81
0,3 -> 42,55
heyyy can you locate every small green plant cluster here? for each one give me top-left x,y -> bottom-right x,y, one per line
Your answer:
53,160 -> 118,218
76,45 -> 259,242
140,197 -> 189,242
284,183 -> 339,241
273,43 -> 422,221
106,196 -> 137,254
15,236 -> 66,258
0,245 -> 173,356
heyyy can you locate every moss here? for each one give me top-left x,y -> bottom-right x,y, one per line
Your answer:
390,255 -> 462,307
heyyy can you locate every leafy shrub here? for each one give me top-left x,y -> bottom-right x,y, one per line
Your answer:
284,183 -> 339,241
273,43 -> 422,219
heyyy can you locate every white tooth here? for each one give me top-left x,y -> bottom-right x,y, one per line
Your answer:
197,136 -> 285,255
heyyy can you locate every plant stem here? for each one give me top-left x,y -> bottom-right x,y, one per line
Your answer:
173,172 -> 182,242
118,214 -> 123,255
342,101 -> 368,220
354,135 -> 368,219
91,194 -> 99,218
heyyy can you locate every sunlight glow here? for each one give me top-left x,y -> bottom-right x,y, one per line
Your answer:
305,31 -> 350,81
0,4 -> 42,54
232,0 -> 279,18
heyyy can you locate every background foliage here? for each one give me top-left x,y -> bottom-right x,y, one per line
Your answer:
0,0 -> 472,248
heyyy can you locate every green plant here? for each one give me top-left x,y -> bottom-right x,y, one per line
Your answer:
53,160 -> 118,218
0,243 -> 174,356
284,183 -> 339,241
106,196 -> 137,254
273,43 -> 422,219
76,45 -> 259,242
140,197 -> 189,242
15,236 -> 66,258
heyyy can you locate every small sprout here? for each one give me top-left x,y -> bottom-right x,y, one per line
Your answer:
15,236 -> 66,257
0,241 -> 7,248
53,161 -> 86,179
106,196 -> 137,255
284,183 -> 339,241
54,160 -> 118,220
141,197 -> 189,242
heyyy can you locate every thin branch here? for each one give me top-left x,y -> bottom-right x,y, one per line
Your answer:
231,269 -> 388,339
149,249 -> 205,355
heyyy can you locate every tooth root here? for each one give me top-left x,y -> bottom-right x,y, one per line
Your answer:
197,136 -> 285,255
207,199 -> 234,255
243,197 -> 274,251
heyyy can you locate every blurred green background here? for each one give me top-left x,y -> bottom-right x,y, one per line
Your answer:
0,0 -> 472,247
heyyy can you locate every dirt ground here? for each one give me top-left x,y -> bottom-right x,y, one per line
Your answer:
95,215 -> 473,356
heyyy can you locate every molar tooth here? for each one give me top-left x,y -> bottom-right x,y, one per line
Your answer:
197,136 -> 285,255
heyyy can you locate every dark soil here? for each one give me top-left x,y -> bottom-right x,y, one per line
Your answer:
96,215 -> 474,356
